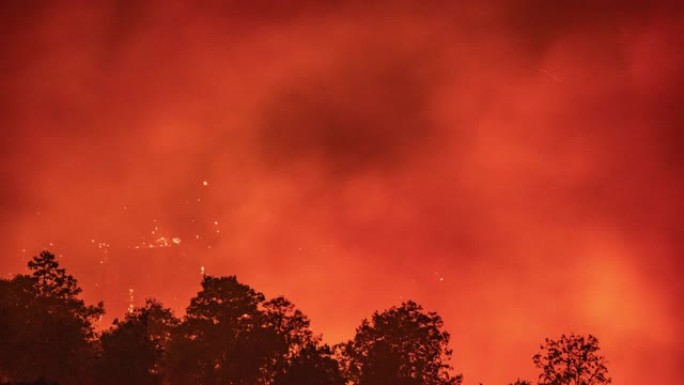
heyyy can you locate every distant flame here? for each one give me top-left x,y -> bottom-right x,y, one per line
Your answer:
128,288 -> 135,314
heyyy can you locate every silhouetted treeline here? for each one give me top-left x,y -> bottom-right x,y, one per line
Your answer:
0,252 -> 611,385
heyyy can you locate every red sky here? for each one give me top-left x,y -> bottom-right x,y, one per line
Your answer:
1,1 -> 683,384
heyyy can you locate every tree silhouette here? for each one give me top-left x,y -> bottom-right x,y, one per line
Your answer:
0,252 -> 615,385
0,251 -> 103,385
165,275 -> 266,385
96,299 -> 179,385
261,296 -> 317,382
165,275 -> 317,385
340,301 -> 462,385
273,344 -> 346,385
28,251 -> 80,299
533,334 -> 611,385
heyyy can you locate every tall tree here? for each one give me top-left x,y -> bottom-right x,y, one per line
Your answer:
28,251 -> 80,299
96,299 -> 179,385
167,276 -> 318,385
341,301 -> 462,385
0,251 -> 104,385
166,275 -> 265,385
533,334 -> 611,385
166,275 -> 316,385
261,296 -> 316,380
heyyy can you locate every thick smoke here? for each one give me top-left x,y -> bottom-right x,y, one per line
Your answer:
1,2 -> 682,384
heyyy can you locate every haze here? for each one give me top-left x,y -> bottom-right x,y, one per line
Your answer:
1,2 -> 682,384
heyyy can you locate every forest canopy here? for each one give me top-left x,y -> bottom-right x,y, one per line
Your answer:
0,252 -> 611,385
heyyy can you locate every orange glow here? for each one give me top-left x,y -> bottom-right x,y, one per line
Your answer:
1,2 -> 682,385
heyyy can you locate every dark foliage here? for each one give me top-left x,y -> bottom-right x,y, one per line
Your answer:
533,334 -> 611,385
0,251 -> 103,385
96,299 -> 179,385
273,344 -> 346,385
0,252 -> 613,385
340,301 -> 462,385
165,275 -> 316,385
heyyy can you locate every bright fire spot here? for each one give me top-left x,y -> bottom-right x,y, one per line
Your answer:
127,288 -> 135,314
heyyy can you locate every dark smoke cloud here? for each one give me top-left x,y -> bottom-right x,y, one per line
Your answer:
258,46 -> 438,177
